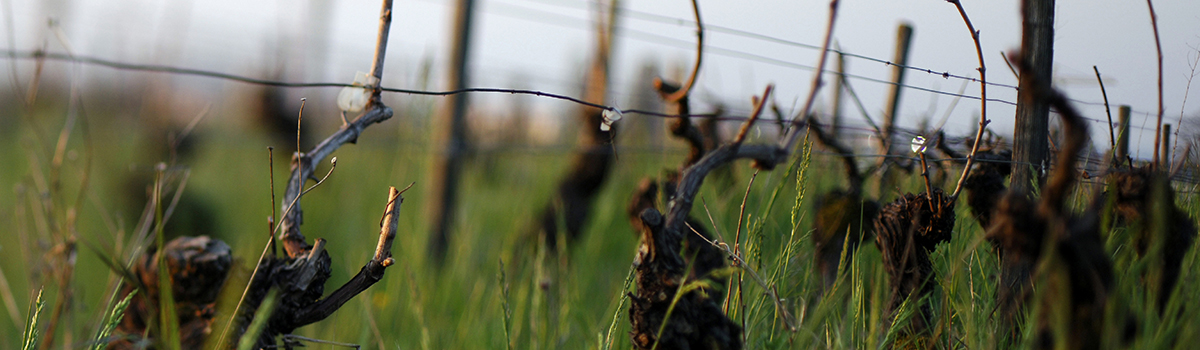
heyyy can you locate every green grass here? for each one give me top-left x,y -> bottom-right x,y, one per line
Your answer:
91,289 -> 135,350
20,289 -> 43,350
2,98 -> 1199,350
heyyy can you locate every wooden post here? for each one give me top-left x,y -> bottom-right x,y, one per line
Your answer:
428,0 -> 476,264
881,23 -> 914,155
876,23 -> 913,198
1162,123 -> 1172,165
830,50 -> 846,138
1116,105 -> 1131,166
1010,0 -> 1055,194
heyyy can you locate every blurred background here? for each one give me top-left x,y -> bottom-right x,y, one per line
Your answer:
4,0 -> 1200,143
2,0 -> 1199,348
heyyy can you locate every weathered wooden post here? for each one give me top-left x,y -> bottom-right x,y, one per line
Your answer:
881,23 -> 913,155
428,0 -> 477,263
876,23 -> 913,198
1116,105 -> 1131,166
830,50 -> 846,138
1010,0 -> 1055,194
1163,123 -> 1172,164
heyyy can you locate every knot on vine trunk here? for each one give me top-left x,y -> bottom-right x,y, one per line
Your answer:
234,246 -> 333,349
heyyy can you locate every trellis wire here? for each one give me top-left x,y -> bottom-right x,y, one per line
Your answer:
490,0 -> 1160,117
1,48 -> 1179,175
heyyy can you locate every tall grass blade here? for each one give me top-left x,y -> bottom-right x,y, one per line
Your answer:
602,264 -> 636,350
153,165 -> 182,350
92,290 -> 136,350
498,259 -> 513,350
237,288 -> 280,350
22,288 -> 45,350
0,261 -> 21,328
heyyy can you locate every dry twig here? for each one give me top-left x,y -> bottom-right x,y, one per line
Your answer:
653,0 -> 707,166
1147,0 -> 1165,168
1093,66 -> 1115,153
217,1 -> 403,348
781,0 -> 841,152
660,0 -> 703,103
947,0 -> 991,200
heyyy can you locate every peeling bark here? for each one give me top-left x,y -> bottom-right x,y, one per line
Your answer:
629,208 -> 741,350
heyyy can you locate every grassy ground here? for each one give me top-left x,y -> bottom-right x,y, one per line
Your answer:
2,96 -> 1199,349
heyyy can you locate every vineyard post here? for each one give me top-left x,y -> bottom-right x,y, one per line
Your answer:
1011,0 -> 1055,194
429,0 -> 477,264
876,23 -> 913,198
881,23 -> 913,147
830,50 -> 846,138
1162,123 -> 1172,164
1117,105 -> 1131,166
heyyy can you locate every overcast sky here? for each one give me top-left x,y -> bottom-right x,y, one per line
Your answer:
8,0 -> 1200,157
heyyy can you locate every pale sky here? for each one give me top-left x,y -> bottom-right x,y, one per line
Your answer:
7,0 -> 1200,158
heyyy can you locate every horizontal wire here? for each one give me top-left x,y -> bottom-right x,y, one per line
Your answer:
4,3 -> 1191,189
5,48 -> 1164,139
511,0 -> 1019,90
504,0 -> 1163,118
12,2 -> 1159,130
0,49 -> 676,118
615,24 -> 1020,105
0,48 -> 985,129
616,2 -> 1159,117
483,0 -> 1016,106
617,4 -> 1020,90
5,47 -> 1190,185
485,0 -> 1162,124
